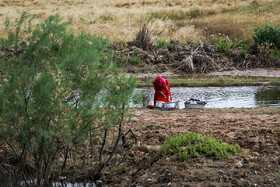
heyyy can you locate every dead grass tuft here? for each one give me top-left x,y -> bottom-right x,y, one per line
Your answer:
134,24 -> 153,51
99,12 -> 117,22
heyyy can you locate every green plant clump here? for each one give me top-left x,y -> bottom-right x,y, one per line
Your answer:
252,24 -> 280,49
213,36 -> 234,53
155,38 -> 176,51
270,47 -> 280,59
128,53 -> 141,65
160,132 -> 240,161
213,36 -> 250,54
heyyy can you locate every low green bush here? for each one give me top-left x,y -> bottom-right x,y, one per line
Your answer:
213,36 -> 250,54
252,24 -> 280,49
234,38 -> 251,49
155,38 -> 176,51
213,36 -> 234,53
270,47 -> 280,59
128,53 -> 141,65
156,38 -> 168,48
160,132 -> 241,161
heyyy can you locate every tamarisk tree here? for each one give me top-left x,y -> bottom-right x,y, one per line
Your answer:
0,11 -> 138,185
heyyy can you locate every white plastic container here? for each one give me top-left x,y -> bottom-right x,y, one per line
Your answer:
184,103 -> 206,109
184,99 -> 206,109
155,101 -> 165,108
163,101 -> 179,109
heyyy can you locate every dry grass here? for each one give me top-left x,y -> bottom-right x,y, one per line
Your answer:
0,0 -> 279,43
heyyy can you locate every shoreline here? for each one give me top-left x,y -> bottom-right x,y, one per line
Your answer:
135,68 -> 280,87
137,74 -> 280,87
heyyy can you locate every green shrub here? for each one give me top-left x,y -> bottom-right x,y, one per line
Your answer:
270,47 -> 280,59
160,132 -> 240,161
155,38 -> 176,51
233,38 -> 251,49
252,24 -> 280,49
240,48 -> 246,58
178,147 -> 188,161
0,10 -> 137,185
213,36 -> 234,53
213,36 -> 250,53
128,53 -> 141,65
156,38 -> 168,48
167,43 -> 176,52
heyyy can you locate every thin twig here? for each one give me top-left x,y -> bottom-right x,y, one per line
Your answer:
99,129 -> 108,161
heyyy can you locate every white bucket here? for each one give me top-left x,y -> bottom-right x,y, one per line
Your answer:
163,101 -> 179,109
155,101 -> 165,108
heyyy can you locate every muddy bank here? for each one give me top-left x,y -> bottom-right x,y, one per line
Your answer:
134,68 -> 280,79
103,108 -> 280,186
206,68 -> 280,78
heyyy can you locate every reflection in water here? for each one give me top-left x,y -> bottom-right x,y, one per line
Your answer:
255,86 -> 280,105
135,86 -> 280,108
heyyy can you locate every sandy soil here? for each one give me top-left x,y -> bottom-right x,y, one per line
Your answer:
206,68 -> 280,78
104,108 -> 280,186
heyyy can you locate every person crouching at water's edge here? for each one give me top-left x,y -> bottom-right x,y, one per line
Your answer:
153,76 -> 172,105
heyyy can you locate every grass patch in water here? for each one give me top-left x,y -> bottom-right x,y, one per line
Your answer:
137,76 -> 280,87
160,132 -> 241,161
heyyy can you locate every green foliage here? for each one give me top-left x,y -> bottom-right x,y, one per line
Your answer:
270,47 -> 280,59
128,53 -> 141,65
0,10 -> 137,185
213,36 -> 234,53
252,24 -> 280,49
160,132 -> 240,161
156,38 -> 168,48
234,38 -> 251,49
240,48 -> 246,58
213,36 -> 250,53
155,38 -> 176,51
178,147 -> 188,161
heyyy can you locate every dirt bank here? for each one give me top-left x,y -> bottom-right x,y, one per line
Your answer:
206,68 -> 280,78
104,108 -> 280,186
134,68 -> 280,79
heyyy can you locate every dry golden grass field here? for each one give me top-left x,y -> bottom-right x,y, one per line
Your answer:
0,0 -> 280,43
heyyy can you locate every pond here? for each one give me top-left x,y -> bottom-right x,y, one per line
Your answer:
136,86 -> 280,108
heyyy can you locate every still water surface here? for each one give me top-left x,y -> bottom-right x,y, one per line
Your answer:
136,86 -> 280,108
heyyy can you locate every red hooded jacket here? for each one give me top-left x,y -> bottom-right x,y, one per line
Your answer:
153,76 -> 172,105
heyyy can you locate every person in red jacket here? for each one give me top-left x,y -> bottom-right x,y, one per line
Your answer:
153,76 -> 172,106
